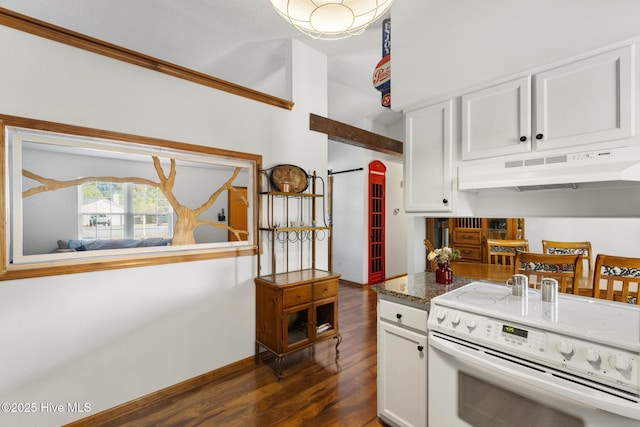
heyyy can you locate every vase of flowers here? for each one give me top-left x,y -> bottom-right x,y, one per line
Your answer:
435,263 -> 453,284
426,246 -> 461,284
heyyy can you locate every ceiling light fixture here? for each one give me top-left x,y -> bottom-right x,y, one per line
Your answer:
269,0 -> 395,40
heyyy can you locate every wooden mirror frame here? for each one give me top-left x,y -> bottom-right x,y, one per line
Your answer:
0,114 -> 261,280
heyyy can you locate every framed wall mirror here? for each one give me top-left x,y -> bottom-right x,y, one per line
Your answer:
0,114 -> 260,280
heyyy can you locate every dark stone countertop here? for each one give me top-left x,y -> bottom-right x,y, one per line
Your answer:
370,271 -> 473,309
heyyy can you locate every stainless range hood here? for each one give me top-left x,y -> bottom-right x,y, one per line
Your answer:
458,146 -> 640,191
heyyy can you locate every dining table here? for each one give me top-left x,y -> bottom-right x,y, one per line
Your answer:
450,261 -> 514,283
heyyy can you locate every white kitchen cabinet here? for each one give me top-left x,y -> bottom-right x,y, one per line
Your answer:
462,44 -> 634,161
404,99 -> 453,212
535,44 -> 633,152
461,76 -> 532,160
377,297 -> 428,427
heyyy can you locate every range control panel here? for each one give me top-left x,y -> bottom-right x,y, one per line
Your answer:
428,306 -> 639,395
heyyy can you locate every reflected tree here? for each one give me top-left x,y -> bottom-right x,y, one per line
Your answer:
22,156 -> 249,244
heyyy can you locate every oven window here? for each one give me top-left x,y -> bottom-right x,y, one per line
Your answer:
458,372 -> 584,427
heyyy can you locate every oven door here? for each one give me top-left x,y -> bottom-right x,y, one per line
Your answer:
429,331 -> 640,427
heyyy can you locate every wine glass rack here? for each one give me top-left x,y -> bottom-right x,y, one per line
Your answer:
257,168 -> 331,279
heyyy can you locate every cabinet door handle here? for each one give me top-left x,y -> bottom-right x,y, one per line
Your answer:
417,345 -> 424,352
536,133 -> 544,140
396,313 -> 402,319
519,136 -> 527,142
442,198 -> 448,205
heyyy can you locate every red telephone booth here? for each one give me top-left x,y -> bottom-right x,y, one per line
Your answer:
368,161 -> 386,284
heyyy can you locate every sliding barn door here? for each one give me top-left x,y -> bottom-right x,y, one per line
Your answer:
368,161 -> 386,284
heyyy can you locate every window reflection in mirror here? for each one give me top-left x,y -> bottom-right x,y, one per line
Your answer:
79,180 -> 174,242
1,115 -> 259,279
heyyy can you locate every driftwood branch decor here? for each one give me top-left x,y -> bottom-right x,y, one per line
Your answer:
22,156 -> 248,245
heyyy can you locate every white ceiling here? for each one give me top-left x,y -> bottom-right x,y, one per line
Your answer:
0,0 -> 401,127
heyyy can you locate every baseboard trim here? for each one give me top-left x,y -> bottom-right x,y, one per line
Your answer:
64,356 -> 255,426
339,278 -> 365,287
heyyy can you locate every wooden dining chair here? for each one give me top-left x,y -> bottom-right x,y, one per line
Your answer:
514,251 -> 583,294
486,239 -> 529,266
592,254 -> 640,304
542,240 -> 592,276
424,239 -> 437,271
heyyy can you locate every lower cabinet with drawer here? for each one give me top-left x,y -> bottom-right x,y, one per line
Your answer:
377,296 -> 428,427
255,269 -> 341,379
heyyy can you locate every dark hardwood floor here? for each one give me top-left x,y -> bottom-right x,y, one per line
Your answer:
102,283 -> 385,427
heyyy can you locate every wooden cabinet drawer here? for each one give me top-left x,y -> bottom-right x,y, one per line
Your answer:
453,229 -> 482,245
313,279 -> 338,299
457,245 -> 483,262
283,285 -> 312,308
379,298 -> 428,333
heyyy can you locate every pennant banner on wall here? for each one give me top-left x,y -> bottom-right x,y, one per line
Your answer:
373,18 -> 391,108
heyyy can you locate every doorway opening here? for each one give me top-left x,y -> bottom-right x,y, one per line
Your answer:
228,187 -> 248,241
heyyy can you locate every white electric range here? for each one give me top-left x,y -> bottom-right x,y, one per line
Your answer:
427,281 -> 640,427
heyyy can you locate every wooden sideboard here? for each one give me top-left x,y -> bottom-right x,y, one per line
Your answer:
427,218 -> 525,265
255,269 -> 341,379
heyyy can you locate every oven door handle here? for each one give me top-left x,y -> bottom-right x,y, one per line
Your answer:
429,334 -> 640,421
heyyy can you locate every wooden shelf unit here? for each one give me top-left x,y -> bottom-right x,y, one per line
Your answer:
255,169 -> 340,379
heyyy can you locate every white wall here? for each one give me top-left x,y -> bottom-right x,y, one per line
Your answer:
407,215 -> 427,275
328,141 -> 406,284
525,217 -> 640,261
0,26 -> 327,426
328,141 -> 366,283
384,160 -> 407,278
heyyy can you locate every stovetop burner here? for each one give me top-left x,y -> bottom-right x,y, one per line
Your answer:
556,304 -> 625,331
437,281 -> 640,347
455,285 -> 510,305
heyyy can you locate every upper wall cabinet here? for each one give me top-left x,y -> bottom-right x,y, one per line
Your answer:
405,100 -> 453,213
461,76 -> 532,160
535,45 -> 633,151
461,44 -> 634,161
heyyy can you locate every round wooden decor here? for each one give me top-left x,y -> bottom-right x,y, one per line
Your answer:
270,164 -> 308,193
